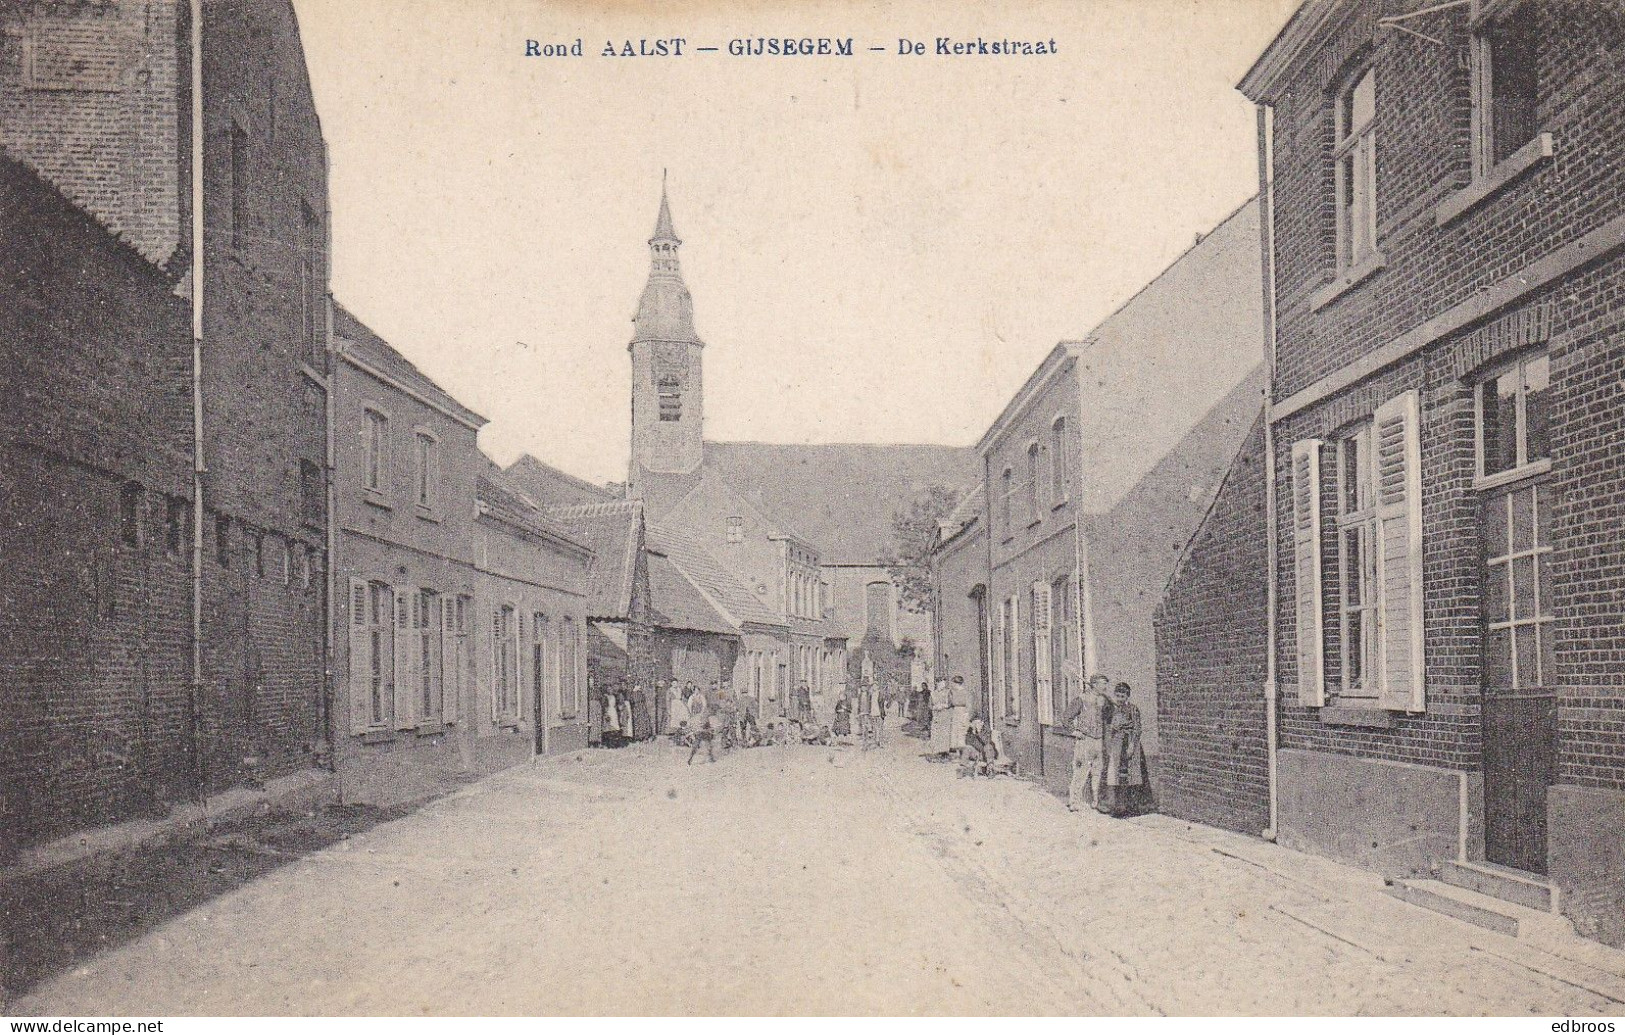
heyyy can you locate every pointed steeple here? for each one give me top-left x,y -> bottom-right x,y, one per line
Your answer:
652,171 -> 680,245
632,177 -> 702,347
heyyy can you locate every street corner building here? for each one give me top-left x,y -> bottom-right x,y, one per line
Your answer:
616,186 -> 977,720
933,198 -> 1266,800
1217,0 -> 1625,946
1,0 -> 335,860
330,307 -> 594,805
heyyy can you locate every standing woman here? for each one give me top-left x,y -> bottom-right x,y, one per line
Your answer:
1102,682 -> 1152,816
665,679 -> 686,736
629,683 -> 653,741
603,688 -> 622,747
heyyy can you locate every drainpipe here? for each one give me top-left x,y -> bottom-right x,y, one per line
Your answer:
1256,102 -> 1281,843
322,153 -> 338,782
188,0 -> 208,810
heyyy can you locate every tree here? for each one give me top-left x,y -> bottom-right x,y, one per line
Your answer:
885,483 -> 962,614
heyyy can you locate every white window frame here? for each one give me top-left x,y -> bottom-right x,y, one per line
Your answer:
999,466 -> 1015,539
1334,63 -> 1378,272
1335,424 -> 1381,700
1474,351 -> 1551,488
726,516 -> 744,543
363,405 -> 391,498
1470,0 -> 1542,180
413,428 -> 440,514
1026,440 -> 1042,526
1050,415 -> 1072,507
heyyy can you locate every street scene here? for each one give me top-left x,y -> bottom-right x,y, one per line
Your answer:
5,0 -> 1625,1018
12,736 -> 1625,1016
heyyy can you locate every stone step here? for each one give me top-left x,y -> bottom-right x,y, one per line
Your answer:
1440,858 -> 1557,912
1385,878 -> 1521,937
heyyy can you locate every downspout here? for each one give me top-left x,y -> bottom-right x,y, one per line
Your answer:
188,0 -> 208,810
1256,101 -> 1281,843
322,148 -> 338,784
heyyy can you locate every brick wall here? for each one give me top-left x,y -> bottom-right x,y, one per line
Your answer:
194,0 -> 330,791
0,157 -> 194,853
1155,415 -> 1270,836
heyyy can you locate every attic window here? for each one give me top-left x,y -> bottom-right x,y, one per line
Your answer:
657,375 -> 682,422
726,516 -> 744,543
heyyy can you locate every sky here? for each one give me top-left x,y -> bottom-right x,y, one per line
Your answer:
293,0 -> 1297,486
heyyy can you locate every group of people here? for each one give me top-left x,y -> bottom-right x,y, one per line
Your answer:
599,684 -> 655,747
832,678 -> 902,748
1060,674 -> 1152,817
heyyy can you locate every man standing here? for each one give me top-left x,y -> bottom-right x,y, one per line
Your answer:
1061,673 -> 1113,813
928,675 -> 952,755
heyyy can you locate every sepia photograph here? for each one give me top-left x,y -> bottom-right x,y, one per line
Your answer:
3,0 -> 1625,1019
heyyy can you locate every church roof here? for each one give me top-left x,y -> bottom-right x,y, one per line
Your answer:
652,187 -> 679,244
695,441 -> 979,566
545,500 -> 644,621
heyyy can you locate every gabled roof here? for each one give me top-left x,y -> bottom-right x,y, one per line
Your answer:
691,441 -> 979,565
334,303 -> 487,429
546,500 -> 645,621
647,553 -> 738,637
475,461 -> 592,557
504,453 -> 617,509
647,522 -> 785,630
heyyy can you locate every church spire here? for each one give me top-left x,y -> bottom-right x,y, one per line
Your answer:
631,178 -> 702,347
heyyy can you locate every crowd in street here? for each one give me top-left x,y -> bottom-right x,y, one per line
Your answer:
596,668 -> 1147,816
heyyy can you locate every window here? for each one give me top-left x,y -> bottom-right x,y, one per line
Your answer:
300,458 -> 323,527
364,409 -> 389,494
271,535 -> 290,585
1000,467 -> 1015,537
1474,1 -> 1540,174
1051,574 -> 1075,717
1000,595 -> 1019,720
166,497 -> 186,556
657,375 -> 682,422
1051,417 -> 1072,504
215,514 -> 231,568
1335,65 -> 1378,270
414,432 -> 439,510
230,120 -> 249,251
1478,352 -> 1550,479
1483,482 -> 1555,690
420,590 -> 442,722
1026,442 -> 1042,523
726,516 -> 743,543
119,482 -> 143,549
1031,581 -> 1053,725
560,617 -> 580,719
366,582 -> 392,727
493,605 -> 518,720
1336,425 -> 1380,698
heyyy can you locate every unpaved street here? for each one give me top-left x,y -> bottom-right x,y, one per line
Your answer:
12,738 -> 1625,1015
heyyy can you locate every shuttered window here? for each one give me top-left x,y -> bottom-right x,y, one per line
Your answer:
1374,390 -> 1425,712
493,605 -> 518,721
1291,439 -> 1326,706
394,588 -> 418,729
1337,425 -> 1380,699
1032,581 -> 1053,725
348,578 -> 394,734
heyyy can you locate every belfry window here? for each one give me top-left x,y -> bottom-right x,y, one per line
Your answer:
657,375 -> 682,422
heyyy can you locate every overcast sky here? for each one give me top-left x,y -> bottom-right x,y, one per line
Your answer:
293,0 -> 1296,486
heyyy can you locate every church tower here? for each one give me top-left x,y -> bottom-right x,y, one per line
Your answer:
628,182 -> 706,483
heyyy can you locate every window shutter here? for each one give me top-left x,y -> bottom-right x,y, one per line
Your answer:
441,595 -> 458,724
1374,390 -> 1426,712
1011,594 -> 1022,720
993,603 -> 1006,723
491,607 -> 503,722
1033,582 -> 1053,725
348,578 -> 371,734
393,588 -> 416,729
1291,439 -> 1326,706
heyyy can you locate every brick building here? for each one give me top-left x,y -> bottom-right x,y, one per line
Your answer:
330,307 -> 594,803
1,0 -> 334,854
1240,0 -> 1625,943
933,202 -> 1264,798
1153,417 -> 1272,836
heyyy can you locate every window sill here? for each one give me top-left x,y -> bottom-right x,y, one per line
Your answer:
1436,133 -> 1555,227
363,491 -> 392,511
1310,250 -> 1387,311
415,722 -> 451,738
1001,536 -> 1014,546
498,718 -> 521,730
299,362 -> 328,389
1051,498 -> 1069,512
1474,457 -> 1552,493
358,729 -> 394,744
1320,705 -> 1396,728
1026,519 -> 1042,530
414,505 -> 442,524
